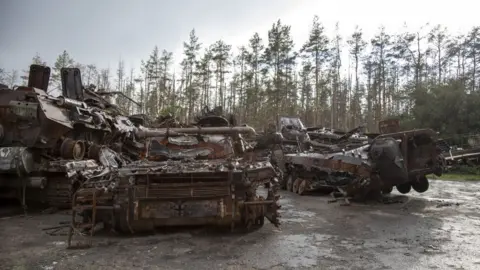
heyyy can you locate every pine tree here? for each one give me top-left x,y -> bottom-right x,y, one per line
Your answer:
210,39 -> 231,109
347,26 -> 366,127
51,50 -> 74,93
182,29 -> 201,122
246,33 -> 264,121
263,20 -> 295,119
300,15 -> 330,125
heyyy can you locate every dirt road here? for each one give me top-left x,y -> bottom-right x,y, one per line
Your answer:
1,179 -> 479,270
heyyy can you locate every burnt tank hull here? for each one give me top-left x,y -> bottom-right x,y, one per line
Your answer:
278,129 -> 444,198
73,159 -> 280,233
66,111 -> 281,247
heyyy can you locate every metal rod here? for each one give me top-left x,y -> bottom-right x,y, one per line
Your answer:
135,126 -> 256,138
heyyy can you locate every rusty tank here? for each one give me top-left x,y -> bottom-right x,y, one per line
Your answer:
0,64 -> 143,208
274,118 -> 445,203
68,108 -> 281,246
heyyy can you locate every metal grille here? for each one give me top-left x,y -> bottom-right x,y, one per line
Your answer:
139,184 -> 230,199
133,172 -> 231,199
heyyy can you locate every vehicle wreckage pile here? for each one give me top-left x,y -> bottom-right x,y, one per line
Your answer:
0,64 -> 446,247
267,116 -> 445,203
0,65 -> 281,246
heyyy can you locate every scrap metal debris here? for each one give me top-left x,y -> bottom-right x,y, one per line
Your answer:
0,65 -> 282,248
263,116 -> 445,204
67,107 -> 281,247
0,64 -> 453,252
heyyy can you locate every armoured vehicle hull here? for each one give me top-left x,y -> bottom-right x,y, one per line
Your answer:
73,159 -> 279,233
67,109 -> 281,247
274,118 -> 444,200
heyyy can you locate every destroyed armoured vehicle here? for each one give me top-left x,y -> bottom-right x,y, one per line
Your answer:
276,118 -> 444,202
274,115 -> 371,153
0,65 -> 143,208
270,116 -> 370,172
306,125 -> 369,149
70,108 -> 281,239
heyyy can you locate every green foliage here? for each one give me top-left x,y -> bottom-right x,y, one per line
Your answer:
429,173 -> 480,181
448,165 -> 480,175
8,19 -> 480,132
405,80 -> 480,136
159,105 -> 183,116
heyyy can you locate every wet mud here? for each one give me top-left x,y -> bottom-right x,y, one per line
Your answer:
1,179 -> 479,270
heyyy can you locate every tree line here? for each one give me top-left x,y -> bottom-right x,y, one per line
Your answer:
1,17 -> 480,136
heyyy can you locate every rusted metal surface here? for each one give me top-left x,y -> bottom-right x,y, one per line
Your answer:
70,142 -> 280,234
27,64 -> 50,91
62,107 -> 281,247
0,63 -> 449,251
136,126 -> 256,138
273,117 -> 445,203
0,65 -> 281,249
0,65 -> 146,208
73,158 -> 279,229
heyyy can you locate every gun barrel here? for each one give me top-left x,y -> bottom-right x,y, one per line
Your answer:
135,125 -> 256,138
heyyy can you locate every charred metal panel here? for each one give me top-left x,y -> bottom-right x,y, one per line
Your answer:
182,200 -> 220,217
61,68 -> 84,101
137,201 -> 178,219
8,101 -> 38,121
28,65 -> 50,91
35,90 -> 72,127
136,200 -> 220,219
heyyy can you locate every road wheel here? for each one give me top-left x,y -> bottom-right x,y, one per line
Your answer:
396,183 -> 412,194
292,178 -> 301,194
382,186 -> 393,194
286,174 -> 294,192
412,175 -> 429,193
298,179 -> 307,195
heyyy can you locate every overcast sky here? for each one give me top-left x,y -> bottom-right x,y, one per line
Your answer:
0,0 -> 478,77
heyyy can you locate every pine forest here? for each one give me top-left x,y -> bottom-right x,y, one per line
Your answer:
1,17 -> 480,138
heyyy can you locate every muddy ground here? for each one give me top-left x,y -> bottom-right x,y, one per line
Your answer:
0,179 -> 479,270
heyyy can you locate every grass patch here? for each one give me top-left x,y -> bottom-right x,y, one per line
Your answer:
428,173 -> 480,181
